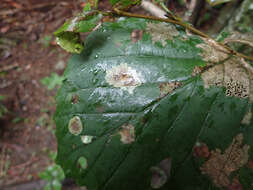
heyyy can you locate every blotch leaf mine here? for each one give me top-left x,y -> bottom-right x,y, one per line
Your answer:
200,134 -> 250,188
105,63 -> 143,94
118,124 -> 135,144
68,116 -> 83,136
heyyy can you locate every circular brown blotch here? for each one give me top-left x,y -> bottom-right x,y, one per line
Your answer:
68,116 -> 83,136
71,94 -> 79,104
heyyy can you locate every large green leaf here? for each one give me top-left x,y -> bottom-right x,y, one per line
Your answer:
54,18 -> 253,190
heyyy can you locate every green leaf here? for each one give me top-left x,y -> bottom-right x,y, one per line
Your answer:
54,11 -> 102,53
41,73 -> 64,90
83,3 -> 91,12
54,18 -> 253,190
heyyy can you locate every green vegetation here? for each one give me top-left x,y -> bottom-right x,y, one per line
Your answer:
40,152 -> 65,190
41,73 -> 64,90
53,0 -> 253,189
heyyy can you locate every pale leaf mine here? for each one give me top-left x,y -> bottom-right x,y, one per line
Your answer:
146,22 -> 179,46
200,134 -> 250,188
201,57 -> 252,99
105,63 -> 143,94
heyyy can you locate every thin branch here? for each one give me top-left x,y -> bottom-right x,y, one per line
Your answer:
112,8 -> 209,38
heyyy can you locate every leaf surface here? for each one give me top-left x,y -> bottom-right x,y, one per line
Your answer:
54,18 -> 253,190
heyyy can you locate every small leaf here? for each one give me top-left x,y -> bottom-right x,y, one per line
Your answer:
54,11 -> 102,53
41,73 -> 64,90
83,3 -> 91,12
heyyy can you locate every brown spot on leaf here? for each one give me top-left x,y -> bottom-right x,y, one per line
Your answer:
68,116 -> 83,136
150,158 -> 171,189
227,177 -> 243,190
102,16 -> 116,23
131,30 -> 143,43
193,142 -> 210,158
192,66 -> 203,76
118,124 -> 135,144
71,94 -> 79,104
247,157 -> 253,169
202,58 -> 251,99
159,81 -> 182,98
200,134 -> 250,188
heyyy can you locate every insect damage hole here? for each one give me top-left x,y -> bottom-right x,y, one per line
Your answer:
68,116 -> 83,136
105,63 -> 143,94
